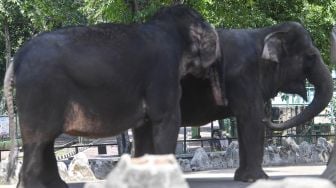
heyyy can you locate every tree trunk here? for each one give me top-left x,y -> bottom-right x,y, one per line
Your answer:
124,0 -> 139,19
4,17 -> 11,68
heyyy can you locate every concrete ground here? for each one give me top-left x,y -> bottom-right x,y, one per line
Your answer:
66,165 -> 326,188
73,165 -> 326,188
2,165 -> 324,188
183,165 -> 327,188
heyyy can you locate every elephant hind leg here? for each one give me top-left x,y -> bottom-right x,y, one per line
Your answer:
133,120 -> 155,157
18,118 -> 67,188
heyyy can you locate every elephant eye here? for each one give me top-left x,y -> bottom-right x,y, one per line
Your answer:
304,52 -> 317,61
306,53 -> 316,59
303,53 -> 316,68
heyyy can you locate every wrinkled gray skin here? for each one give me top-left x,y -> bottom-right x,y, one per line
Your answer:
322,26 -> 336,184
179,22 -> 333,182
4,5 -> 221,188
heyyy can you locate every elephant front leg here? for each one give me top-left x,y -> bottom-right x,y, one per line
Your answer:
18,141 -> 68,188
151,112 -> 180,154
147,104 -> 181,155
232,102 -> 268,182
234,120 -> 268,182
133,104 -> 180,156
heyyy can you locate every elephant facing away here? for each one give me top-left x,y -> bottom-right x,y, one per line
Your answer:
4,5 -> 221,188
179,22 -> 333,182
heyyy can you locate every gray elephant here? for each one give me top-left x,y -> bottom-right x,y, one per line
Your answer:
322,26 -> 336,184
179,22 -> 333,182
4,5 -> 220,188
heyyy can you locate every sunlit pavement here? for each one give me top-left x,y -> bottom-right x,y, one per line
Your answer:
69,165 -> 327,188
1,165 -> 327,188
183,165 -> 327,188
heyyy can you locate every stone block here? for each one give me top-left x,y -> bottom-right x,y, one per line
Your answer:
68,152 -> 96,182
190,148 -> 211,171
85,154 -> 189,188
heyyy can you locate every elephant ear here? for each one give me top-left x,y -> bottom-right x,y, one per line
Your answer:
261,31 -> 287,63
183,23 -> 220,75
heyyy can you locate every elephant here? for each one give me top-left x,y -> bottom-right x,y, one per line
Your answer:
321,26 -> 336,184
179,22 -> 333,182
4,5 -> 221,188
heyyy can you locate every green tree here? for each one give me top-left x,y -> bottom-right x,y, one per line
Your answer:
82,0 -> 176,24
1,0 -> 335,87
18,0 -> 87,31
0,0 -> 33,86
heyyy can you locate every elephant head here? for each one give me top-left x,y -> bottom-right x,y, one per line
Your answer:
261,22 -> 333,130
150,5 -> 223,104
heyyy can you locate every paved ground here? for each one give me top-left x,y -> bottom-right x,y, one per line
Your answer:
1,165 -> 327,188
71,165 -> 326,188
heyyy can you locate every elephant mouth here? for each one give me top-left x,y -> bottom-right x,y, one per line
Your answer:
281,80 -> 308,101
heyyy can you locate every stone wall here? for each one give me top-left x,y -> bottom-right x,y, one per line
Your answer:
178,137 -> 333,172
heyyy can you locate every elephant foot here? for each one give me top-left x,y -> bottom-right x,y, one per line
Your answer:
17,178 -> 68,188
234,167 -> 268,182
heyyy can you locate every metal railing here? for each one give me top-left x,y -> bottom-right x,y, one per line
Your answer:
0,134 -> 334,162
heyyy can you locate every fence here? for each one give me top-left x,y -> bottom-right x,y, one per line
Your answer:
0,134 -> 334,162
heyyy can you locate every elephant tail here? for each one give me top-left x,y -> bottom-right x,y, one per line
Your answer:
4,62 -> 19,183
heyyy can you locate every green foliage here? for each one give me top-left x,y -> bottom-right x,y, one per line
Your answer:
301,2 -> 336,66
0,0 -> 335,94
0,139 -> 22,150
18,0 -> 87,31
81,0 -> 174,24
89,0 -> 333,68
81,0 -> 133,24
186,0 -> 275,28
0,0 -> 34,89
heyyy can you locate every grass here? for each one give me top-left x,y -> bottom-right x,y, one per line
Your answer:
0,139 -> 22,150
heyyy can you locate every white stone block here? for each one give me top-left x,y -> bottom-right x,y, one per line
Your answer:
190,148 -> 211,171
86,154 -> 189,188
68,152 -> 96,181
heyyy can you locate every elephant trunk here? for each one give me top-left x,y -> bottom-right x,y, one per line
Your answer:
265,54 -> 333,131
